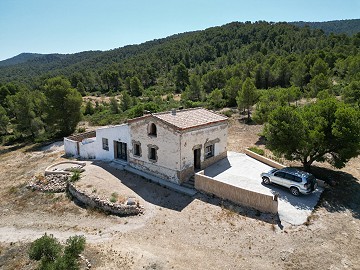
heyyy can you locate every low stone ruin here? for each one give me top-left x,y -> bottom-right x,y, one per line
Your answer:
27,174 -> 69,193
68,183 -> 143,216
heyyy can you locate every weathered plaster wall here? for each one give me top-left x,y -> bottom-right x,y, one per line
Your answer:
64,138 -> 78,156
79,140 -> 96,159
129,117 -> 181,183
180,122 -> 228,180
95,124 -> 131,161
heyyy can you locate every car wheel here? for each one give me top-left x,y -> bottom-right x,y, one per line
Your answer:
290,187 -> 300,196
262,176 -> 270,185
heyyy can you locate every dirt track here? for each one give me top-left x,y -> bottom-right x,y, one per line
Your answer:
0,116 -> 359,269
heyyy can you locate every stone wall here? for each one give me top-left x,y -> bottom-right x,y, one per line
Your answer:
195,171 -> 278,214
67,183 -> 143,216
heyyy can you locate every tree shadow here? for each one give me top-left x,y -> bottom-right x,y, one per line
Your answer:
91,161 -> 194,212
310,166 -> 360,220
0,143 -> 27,155
255,135 -> 266,146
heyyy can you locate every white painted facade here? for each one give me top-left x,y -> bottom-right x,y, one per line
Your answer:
95,124 -> 131,161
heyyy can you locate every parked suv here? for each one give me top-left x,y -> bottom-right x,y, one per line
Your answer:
261,167 -> 317,196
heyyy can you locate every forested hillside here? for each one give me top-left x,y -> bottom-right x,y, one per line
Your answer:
291,19 -> 360,36
0,53 -> 45,67
0,21 -> 359,147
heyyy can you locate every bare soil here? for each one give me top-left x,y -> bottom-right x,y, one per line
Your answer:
0,115 -> 359,270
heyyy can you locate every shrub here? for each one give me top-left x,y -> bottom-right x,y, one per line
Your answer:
28,234 -> 62,263
29,234 -> 86,270
70,171 -> 81,182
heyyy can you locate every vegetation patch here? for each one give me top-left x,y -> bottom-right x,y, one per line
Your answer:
248,146 -> 265,156
28,234 -> 87,270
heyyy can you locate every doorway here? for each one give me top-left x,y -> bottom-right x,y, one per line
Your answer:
114,141 -> 127,161
194,148 -> 201,170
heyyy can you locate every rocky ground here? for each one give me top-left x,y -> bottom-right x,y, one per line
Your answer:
0,115 -> 359,269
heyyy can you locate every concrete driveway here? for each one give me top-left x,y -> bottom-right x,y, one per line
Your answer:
203,152 -> 324,225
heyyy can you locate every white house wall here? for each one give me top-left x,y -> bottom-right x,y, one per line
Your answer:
64,138 -> 78,156
95,124 -> 131,160
79,140 -> 96,159
129,118 -> 181,183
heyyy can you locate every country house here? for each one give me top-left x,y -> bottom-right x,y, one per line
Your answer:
64,108 -> 228,184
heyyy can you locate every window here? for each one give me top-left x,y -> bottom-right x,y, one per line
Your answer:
134,143 -> 141,157
274,172 -> 285,178
149,147 -> 156,161
102,138 -> 109,151
205,144 -> 214,159
148,123 -> 157,136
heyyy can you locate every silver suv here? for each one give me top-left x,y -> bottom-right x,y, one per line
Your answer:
261,167 -> 317,196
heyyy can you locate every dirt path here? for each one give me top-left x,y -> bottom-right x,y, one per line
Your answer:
1,116 -> 360,269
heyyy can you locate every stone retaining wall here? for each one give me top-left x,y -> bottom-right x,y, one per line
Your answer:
67,183 -> 143,216
195,171 -> 278,214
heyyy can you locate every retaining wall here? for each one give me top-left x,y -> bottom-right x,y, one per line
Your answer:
195,171 -> 278,214
244,149 -> 285,169
67,183 -> 142,216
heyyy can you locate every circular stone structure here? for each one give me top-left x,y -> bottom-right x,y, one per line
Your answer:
45,161 -> 86,176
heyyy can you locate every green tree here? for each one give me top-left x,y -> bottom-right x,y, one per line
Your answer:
174,63 -> 189,92
7,88 -> 45,139
109,97 -> 120,114
29,234 -> 85,270
44,77 -> 82,137
120,90 -> 133,111
207,88 -> 226,109
28,234 -> 62,265
236,78 -> 258,122
307,73 -> 331,97
84,100 -> 95,115
225,77 -> 242,107
202,69 -> 226,93
342,81 -> 360,106
310,58 -> 330,78
129,76 -> 143,97
265,98 -> 360,171
183,74 -> 203,102
0,105 -> 9,135
290,62 -> 308,90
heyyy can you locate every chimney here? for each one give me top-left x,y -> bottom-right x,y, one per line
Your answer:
171,109 -> 176,116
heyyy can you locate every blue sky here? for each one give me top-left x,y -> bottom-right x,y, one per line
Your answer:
0,0 -> 359,61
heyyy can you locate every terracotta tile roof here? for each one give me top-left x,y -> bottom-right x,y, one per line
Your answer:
153,108 -> 227,130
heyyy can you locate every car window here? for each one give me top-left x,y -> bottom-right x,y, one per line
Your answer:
274,172 -> 285,178
284,173 -> 295,181
294,176 -> 302,182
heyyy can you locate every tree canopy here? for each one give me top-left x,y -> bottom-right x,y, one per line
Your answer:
264,98 -> 360,171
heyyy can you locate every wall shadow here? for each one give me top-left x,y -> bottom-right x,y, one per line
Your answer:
193,192 -> 279,225
203,157 -> 231,178
91,161 -> 194,212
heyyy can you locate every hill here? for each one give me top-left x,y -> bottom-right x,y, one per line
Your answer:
0,53 -> 45,67
1,20 -> 359,88
290,19 -> 360,36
